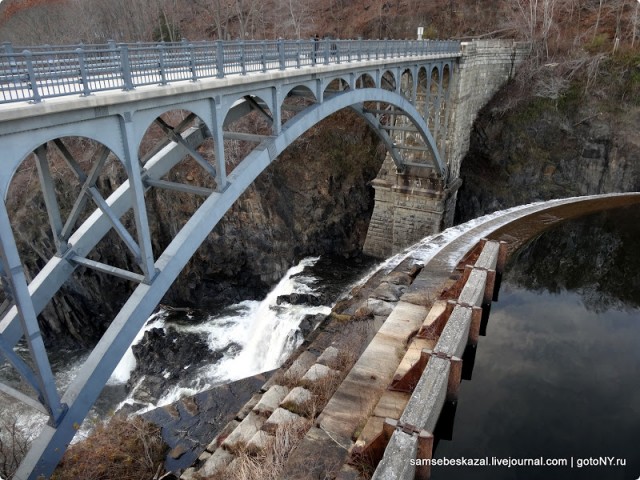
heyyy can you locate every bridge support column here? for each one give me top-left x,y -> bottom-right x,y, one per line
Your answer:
363,159 -> 461,258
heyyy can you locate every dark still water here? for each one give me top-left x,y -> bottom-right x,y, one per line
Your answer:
432,205 -> 640,480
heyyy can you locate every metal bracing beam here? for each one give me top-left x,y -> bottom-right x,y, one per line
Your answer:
381,125 -> 419,133
33,146 -> 66,254
154,117 -> 218,180
143,178 -> 214,197
0,127 -> 208,353
140,112 -> 198,165
59,145 -> 110,241
0,334 -> 53,414
120,117 -> 157,283
394,144 -> 432,152
222,132 -> 271,142
362,107 -> 405,116
243,95 -> 273,125
0,203 -> 66,426
349,103 -> 406,170
70,256 -> 145,283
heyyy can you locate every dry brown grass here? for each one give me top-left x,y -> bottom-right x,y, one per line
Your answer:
52,415 -> 167,480
204,419 -> 312,480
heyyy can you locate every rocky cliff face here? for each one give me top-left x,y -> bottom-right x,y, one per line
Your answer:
455,71 -> 640,222
6,110 -> 384,346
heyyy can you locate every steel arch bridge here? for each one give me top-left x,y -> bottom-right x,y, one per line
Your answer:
0,39 -> 461,479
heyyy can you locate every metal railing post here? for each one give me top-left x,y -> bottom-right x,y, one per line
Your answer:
278,38 -> 286,70
296,40 -> 301,68
23,50 -> 41,103
120,45 -> 134,90
189,43 -> 197,81
215,40 -> 225,78
240,41 -> 247,75
324,37 -> 330,65
261,41 -> 267,72
157,44 -> 167,85
76,47 -> 91,96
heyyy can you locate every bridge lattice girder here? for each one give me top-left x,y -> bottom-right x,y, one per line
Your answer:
0,56 -> 458,479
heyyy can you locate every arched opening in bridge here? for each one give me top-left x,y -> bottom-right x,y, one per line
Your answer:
281,85 -> 317,127
428,66 -> 442,139
356,73 -> 376,89
416,67 -> 429,118
400,68 -> 414,102
381,70 -> 397,92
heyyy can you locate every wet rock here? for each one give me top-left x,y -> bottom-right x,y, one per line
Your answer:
277,293 -> 328,306
383,271 -> 413,286
365,298 -> 395,316
299,313 -> 325,337
127,326 -> 228,405
370,282 -> 407,302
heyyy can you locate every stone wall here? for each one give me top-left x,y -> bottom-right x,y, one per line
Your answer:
364,40 -> 530,259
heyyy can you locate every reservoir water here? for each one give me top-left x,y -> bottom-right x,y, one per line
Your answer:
433,205 -> 640,479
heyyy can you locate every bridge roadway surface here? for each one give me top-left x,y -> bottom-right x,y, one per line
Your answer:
180,192 -> 640,479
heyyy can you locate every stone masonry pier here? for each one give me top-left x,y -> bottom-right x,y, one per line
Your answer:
363,40 -> 531,259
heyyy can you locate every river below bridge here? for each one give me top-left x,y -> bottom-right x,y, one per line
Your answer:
433,204 -> 640,480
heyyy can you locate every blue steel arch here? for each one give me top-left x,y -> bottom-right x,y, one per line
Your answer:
13,86 -> 446,478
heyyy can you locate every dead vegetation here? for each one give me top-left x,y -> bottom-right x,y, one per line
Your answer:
51,416 -> 166,480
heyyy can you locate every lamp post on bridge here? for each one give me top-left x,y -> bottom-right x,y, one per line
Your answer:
417,26 -> 424,41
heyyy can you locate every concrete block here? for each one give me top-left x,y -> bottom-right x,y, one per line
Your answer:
206,419 -> 240,452
246,430 -> 274,453
197,448 -> 234,478
281,386 -> 314,413
301,363 -> 337,383
263,407 -> 308,435
284,350 -> 318,382
221,411 -> 266,452
317,346 -> 340,368
365,298 -> 396,316
458,268 -> 487,307
236,393 -> 262,421
253,385 -> 289,416
436,305 -> 472,359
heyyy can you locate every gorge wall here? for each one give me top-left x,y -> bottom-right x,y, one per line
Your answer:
455,74 -> 640,222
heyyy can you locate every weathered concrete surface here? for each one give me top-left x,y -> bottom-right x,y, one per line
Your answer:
317,301 -> 427,446
399,356 -> 450,433
197,447 -> 234,478
143,372 -> 270,472
458,268 -> 488,307
436,305 -> 472,359
371,430 -> 418,480
253,385 -> 290,416
221,411 -> 266,452
475,241 -> 500,270
281,427 -> 349,479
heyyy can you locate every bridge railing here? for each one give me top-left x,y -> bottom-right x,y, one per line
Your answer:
0,38 -> 461,105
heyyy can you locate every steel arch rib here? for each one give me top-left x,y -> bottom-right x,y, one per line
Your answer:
13,88 -> 444,479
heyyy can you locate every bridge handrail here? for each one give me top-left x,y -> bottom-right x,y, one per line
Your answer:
0,38 -> 461,105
